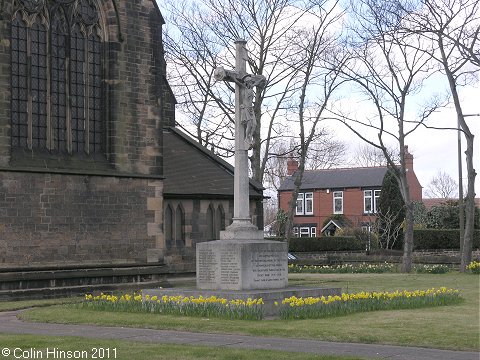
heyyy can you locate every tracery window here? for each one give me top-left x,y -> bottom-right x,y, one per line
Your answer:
11,0 -> 104,155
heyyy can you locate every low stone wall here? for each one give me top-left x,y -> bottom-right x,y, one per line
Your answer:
292,249 -> 480,265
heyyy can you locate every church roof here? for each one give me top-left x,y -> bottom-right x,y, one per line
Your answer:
278,167 -> 388,191
163,127 -> 264,198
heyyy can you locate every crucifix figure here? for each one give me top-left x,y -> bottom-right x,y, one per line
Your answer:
214,67 -> 265,150
214,39 -> 266,232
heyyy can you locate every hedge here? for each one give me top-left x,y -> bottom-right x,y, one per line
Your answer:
413,229 -> 480,250
267,228 -> 480,252
287,236 -> 365,252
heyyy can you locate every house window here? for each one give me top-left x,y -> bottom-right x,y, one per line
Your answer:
295,194 -> 304,215
374,190 -> 381,213
333,191 -> 343,214
364,190 -> 381,213
299,227 -> 310,237
305,193 -> 313,215
11,1 -> 104,154
296,192 -> 313,215
293,226 -> 316,237
364,190 -> 372,213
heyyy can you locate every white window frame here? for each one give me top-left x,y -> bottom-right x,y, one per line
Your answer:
333,191 -> 343,214
311,227 -> 317,237
295,194 -> 304,215
295,192 -> 314,215
305,192 -> 314,215
374,190 -> 381,213
364,190 -> 373,214
299,227 -> 310,237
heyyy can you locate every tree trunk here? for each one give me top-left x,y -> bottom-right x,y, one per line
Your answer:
402,200 -> 414,273
284,162 -> 305,246
438,35 -> 477,272
460,132 -> 477,271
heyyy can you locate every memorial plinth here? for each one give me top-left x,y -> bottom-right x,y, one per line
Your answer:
196,238 -> 288,291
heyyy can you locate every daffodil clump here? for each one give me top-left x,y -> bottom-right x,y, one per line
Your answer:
82,292 -> 264,320
412,264 -> 450,274
289,263 -> 452,274
278,287 -> 462,320
466,260 -> 480,274
288,262 -> 397,274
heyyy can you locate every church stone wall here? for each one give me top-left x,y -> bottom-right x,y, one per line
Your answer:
0,1 -> 169,268
0,172 -> 156,267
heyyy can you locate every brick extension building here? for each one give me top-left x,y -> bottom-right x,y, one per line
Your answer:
278,147 -> 422,237
0,0 -> 263,274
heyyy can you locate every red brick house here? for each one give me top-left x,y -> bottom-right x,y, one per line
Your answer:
278,147 -> 422,237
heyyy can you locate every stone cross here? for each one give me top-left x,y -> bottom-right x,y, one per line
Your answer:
214,39 -> 266,235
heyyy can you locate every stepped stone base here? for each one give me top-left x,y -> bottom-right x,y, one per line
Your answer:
196,239 -> 288,291
143,287 -> 341,316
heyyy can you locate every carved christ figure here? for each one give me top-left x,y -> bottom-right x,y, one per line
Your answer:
214,67 -> 266,150
241,75 -> 262,149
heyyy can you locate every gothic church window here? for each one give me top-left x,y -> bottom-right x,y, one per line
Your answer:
164,203 -> 185,249
164,205 -> 173,248
11,0 -> 104,155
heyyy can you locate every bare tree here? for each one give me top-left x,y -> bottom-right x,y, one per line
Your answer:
161,0 -> 327,183
375,208 -> 405,249
425,170 -> 459,199
395,0 -> 478,271
305,135 -> 347,170
351,144 -> 400,167
282,1 -> 347,244
332,0 -> 439,272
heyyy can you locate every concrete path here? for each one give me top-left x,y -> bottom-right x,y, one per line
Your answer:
0,310 -> 478,360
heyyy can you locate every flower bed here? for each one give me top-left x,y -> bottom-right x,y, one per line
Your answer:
288,263 -> 451,274
81,293 -> 264,320
278,287 -> 462,319
81,287 -> 462,321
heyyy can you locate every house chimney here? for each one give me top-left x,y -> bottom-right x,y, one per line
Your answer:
287,157 -> 299,175
404,145 -> 413,172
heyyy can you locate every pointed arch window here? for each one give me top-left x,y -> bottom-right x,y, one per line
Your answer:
164,205 -> 173,248
206,205 -> 214,241
175,205 -> 185,247
10,0 -> 104,155
215,205 -> 225,239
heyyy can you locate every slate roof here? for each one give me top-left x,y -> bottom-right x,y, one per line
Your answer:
278,167 -> 388,191
163,127 -> 264,198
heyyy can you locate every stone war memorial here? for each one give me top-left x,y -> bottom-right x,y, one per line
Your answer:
196,39 -> 288,292
144,40 -> 339,313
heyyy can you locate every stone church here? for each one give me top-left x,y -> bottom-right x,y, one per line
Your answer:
0,0 -> 264,282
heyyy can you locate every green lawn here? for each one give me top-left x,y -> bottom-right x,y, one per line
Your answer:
0,334 -> 362,360
0,297 -> 81,312
16,273 -> 479,351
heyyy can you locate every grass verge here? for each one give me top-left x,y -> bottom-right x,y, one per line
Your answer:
18,273 -> 479,351
0,334 -> 363,360
0,297 -> 81,312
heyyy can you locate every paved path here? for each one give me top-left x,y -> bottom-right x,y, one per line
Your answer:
0,310 -> 478,360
